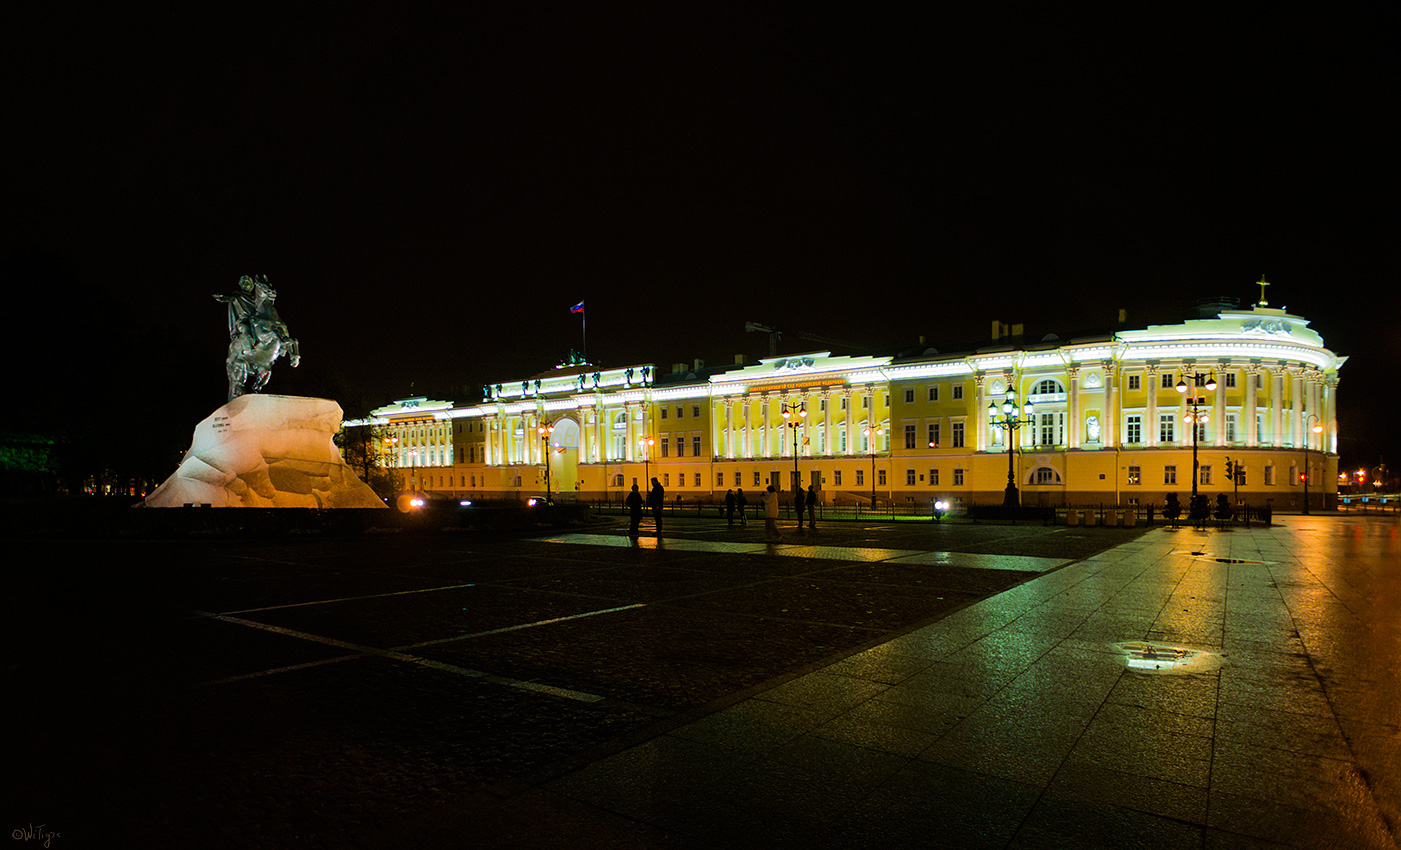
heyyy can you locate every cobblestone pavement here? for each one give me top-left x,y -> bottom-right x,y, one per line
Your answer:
4,514 -> 1145,848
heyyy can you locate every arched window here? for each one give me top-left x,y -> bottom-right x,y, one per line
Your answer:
1033,466 -> 1062,485
1031,378 -> 1065,396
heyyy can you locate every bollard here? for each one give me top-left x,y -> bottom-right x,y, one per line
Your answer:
1067,509 -> 1079,526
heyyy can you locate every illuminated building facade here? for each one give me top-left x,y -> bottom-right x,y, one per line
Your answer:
349,301 -> 1344,510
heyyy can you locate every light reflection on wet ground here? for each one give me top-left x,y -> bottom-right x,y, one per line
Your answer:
526,516 -> 1401,849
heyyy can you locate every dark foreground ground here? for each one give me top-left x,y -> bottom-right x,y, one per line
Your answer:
4,513 -> 1145,849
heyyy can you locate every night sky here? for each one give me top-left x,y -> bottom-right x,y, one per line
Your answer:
6,7 -> 1397,474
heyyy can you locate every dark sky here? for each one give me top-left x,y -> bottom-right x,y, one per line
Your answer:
6,7 -> 1397,471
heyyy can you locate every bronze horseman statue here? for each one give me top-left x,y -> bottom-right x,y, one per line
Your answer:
214,274 -> 300,401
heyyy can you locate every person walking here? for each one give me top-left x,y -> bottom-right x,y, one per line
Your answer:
762,484 -> 783,542
806,484 -> 818,531
648,477 -> 665,534
735,488 -> 748,526
724,489 -> 736,526
625,483 -> 643,537
794,486 -> 805,532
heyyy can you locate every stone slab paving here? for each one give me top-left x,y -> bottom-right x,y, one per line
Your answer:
414,516 -> 1401,849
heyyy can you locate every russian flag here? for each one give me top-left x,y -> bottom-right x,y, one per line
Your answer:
570,301 -> 585,314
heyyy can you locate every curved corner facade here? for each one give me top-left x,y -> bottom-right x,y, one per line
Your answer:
349,304 -> 1344,511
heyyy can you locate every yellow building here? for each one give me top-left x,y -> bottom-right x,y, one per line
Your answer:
349,301 -> 1344,512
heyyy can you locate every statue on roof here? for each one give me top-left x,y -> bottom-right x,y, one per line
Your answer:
214,274 -> 300,401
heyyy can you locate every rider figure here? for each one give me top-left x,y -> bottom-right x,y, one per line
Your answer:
214,275 -> 299,401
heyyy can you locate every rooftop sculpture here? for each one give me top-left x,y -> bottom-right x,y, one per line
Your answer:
214,274 -> 300,401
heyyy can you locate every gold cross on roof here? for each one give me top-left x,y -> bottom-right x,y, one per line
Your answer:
1257,275 -> 1270,306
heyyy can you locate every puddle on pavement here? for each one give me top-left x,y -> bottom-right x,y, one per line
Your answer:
1173,550 -> 1269,565
1113,640 -> 1223,674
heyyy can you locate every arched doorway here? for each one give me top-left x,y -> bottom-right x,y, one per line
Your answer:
547,417 -> 582,498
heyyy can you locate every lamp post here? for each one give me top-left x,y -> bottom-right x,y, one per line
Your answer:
537,422 -> 555,503
1176,372 -> 1216,501
638,436 -> 654,492
987,387 -> 1035,507
782,402 -> 807,494
1302,413 -> 1324,514
861,426 -> 884,511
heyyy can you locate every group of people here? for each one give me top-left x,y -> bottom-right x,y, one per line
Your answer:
624,481 -> 819,541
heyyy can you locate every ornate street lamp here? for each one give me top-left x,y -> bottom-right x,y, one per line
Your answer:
862,425 -> 883,511
1302,413 -> 1324,514
638,436 -> 654,493
988,387 -> 1035,507
1176,372 -> 1216,502
537,422 -> 555,503
781,402 -> 807,494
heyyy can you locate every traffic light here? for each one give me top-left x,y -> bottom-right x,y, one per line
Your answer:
1225,459 -> 1234,479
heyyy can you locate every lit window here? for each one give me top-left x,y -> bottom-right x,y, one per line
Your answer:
754,471 -> 761,486
1128,466 -> 1141,485
928,423 -> 939,447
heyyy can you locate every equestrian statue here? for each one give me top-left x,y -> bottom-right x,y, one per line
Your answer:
214,274 -> 300,401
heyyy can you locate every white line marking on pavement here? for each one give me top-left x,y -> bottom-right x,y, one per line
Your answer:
400,603 -> 647,648
223,583 -> 478,615
195,611 -> 605,702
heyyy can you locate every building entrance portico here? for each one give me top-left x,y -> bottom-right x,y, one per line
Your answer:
547,416 -> 582,498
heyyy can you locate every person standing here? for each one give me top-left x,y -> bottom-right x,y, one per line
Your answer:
736,488 -> 748,526
763,484 -> 783,542
724,489 -> 736,526
648,477 -> 665,534
806,484 -> 818,531
794,487 -> 805,532
625,483 -> 643,537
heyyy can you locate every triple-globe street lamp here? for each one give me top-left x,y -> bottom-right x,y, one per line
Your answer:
1302,413 -> 1324,514
987,387 -> 1035,507
1176,372 -> 1216,502
781,403 -> 807,495
862,426 -> 883,511
537,422 -> 555,503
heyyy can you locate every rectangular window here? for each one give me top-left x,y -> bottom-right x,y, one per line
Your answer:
754,471 -> 761,486
928,423 -> 940,447
878,469 -> 887,486
695,473 -> 702,487
928,386 -> 938,402
664,473 -> 670,487
930,468 -> 939,486
660,408 -> 668,419
1128,374 -> 1141,391
951,422 -> 965,448
1226,413 -> 1239,443
1128,466 -> 1141,485
735,472 -> 742,486
1264,465 -> 1275,486
1162,373 -> 1175,389
906,469 -> 916,486
1195,420 -> 1207,443
953,468 -> 964,486
1126,414 -> 1142,444
675,436 -> 685,457
717,472 -> 725,486
1200,465 -> 1212,485
856,469 -> 864,486
883,394 -> 890,408
905,389 -> 915,403
661,440 -> 670,458
1224,373 -> 1237,388
841,397 -> 848,410
693,435 -> 702,457
904,424 -> 917,449
1164,465 -> 1177,485
952,385 -> 963,400
834,470 -> 842,486
1159,413 -> 1175,443
676,406 -> 684,419
862,396 -> 869,409
693,405 -> 701,418
1255,373 -> 1264,389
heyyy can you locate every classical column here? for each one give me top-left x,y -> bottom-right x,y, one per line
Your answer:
844,388 -> 855,456
1214,360 -> 1229,445
1066,365 -> 1081,450
974,373 -> 988,451
1102,362 -> 1117,447
1244,364 -> 1259,447
1291,368 -> 1305,448
1325,375 -> 1339,454
1144,364 -> 1159,448
1272,366 -> 1286,447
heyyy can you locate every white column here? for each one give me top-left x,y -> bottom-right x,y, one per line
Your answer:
1102,362 -> 1117,447
1066,365 -> 1081,450
974,373 -> 987,451
1272,367 -> 1286,447
1144,365 -> 1159,448
1245,365 -> 1259,447
1291,369 -> 1305,448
